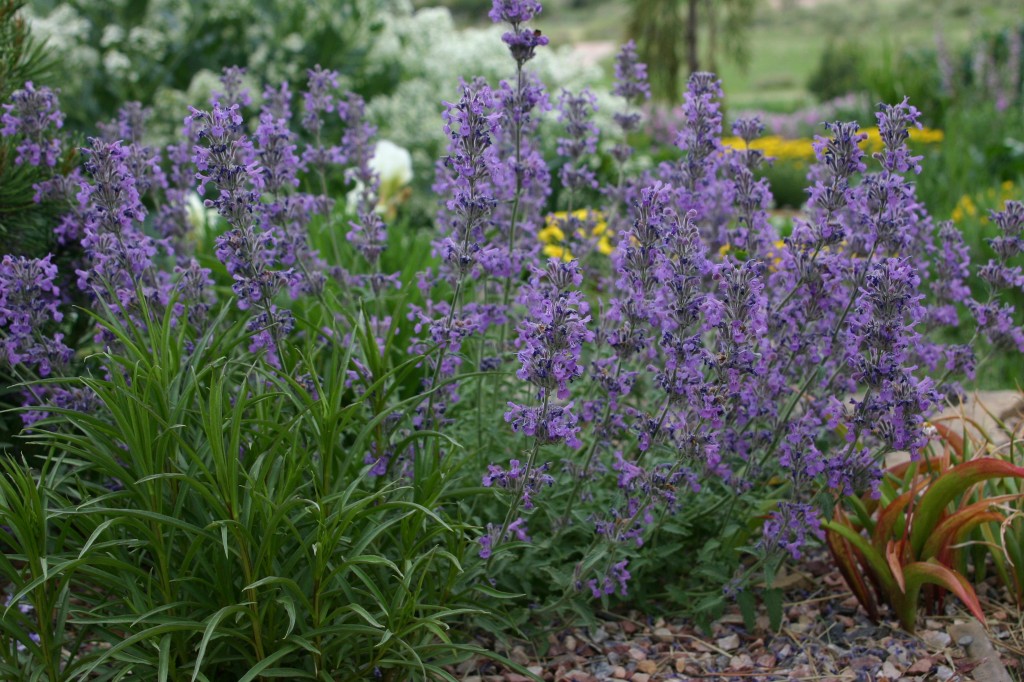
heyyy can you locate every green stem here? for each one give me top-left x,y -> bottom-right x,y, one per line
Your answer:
486,390 -> 550,571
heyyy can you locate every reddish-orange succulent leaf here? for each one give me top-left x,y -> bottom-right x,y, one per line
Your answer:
903,560 -> 987,627
921,494 -> 1023,559
887,449 -> 949,480
910,459 -> 1024,556
825,519 -> 879,620
874,482 -> 928,551
930,421 -> 965,458
886,540 -> 907,593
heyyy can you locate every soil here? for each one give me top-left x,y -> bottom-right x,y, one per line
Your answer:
451,552 -> 1024,681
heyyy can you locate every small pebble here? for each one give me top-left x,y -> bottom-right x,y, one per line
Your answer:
637,659 -> 657,674
880,661 -> 901,678
729,654 -> 753,671
653,627 -> 674,643
957,635 -> 974,647
921,631 -> 951,649
632,674 -> 650,682
716,633 -> 740,651
612,666 -> 627,679
935,664 -> 955,681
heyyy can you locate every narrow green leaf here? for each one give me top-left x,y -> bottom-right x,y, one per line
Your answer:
192,604 -> 251,682
764,588 -> 783,632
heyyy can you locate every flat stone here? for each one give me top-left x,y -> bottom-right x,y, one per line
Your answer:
921,630 -> 951,649
628,647 -> 647,661
729,654 -> 753,671
716,633 -> 740,651
653,626 -> 674,643
637,659 -> 658,674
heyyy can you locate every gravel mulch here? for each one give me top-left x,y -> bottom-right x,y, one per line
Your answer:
453,555 -> 1024,682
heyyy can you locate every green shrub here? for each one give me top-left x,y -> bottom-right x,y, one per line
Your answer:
806,40 -> 865,102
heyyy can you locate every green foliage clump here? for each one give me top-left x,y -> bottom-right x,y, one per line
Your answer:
806,40 -> 865,102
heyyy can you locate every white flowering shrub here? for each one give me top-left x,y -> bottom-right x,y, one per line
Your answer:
24,0 -> 388,136
365,2 -> 602,173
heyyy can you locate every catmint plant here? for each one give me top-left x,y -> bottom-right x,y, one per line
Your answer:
484,258 -> 593,558
189,101 -> 297,365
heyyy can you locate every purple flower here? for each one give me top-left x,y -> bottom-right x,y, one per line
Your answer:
612,41 -> 650,104
75,139 -> 160,316
501,28 -> 549,65
675,72 -> 723,187
489,0 -> 543,25
504,402 -> 583,449
211,66 -> 252,110
760,502 -> 824,560
483,458 -> 554,509
433,78 -> 502,281
255,112 -> 300,193
0,255 -> 71,376
261,81 -> 293,122
478,517 -> 533,558
191,103 -> 298,365
1,81 -> 63,167
875,98 -> 923,174
556,89 -> 599,192
340,94 -> 391,269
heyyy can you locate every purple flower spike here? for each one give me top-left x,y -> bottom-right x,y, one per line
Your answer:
612,41 -> 650,104
489,0 -> 543,25
0,255 -> 72,376
1,81 -> 64,167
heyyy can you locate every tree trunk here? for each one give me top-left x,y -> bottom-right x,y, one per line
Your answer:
686,0 -> 699,74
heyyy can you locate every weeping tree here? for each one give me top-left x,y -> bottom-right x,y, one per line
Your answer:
629,0 -> 757,102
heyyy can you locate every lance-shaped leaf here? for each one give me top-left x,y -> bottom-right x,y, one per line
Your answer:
872,481 -> 928,552
824,509 -> 879,621
930,421 -> 965,459
922,494 -> 1024,560
910,459 -> 1024,556
823,517 -> 899,599
899,560 -> 987,633
886,539 -> 907,593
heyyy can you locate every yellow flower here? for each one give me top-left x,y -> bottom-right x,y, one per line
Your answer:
538,224 -> 565,244
542,244 -> 573,261
720,126 -> 942,164
540,208 -> 613,258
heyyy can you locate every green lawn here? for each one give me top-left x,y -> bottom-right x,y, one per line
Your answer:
435,0 -> 1024,111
